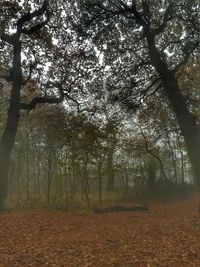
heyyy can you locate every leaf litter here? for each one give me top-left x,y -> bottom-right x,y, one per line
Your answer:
0,195 -> 200,266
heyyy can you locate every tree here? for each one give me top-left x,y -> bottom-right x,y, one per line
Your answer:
0,1 -> 66,209
105,117 -> 119,191
138,94 -> 187,184
81,0 -> 200,208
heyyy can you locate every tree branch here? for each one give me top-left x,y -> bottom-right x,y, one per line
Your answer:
131,1 -> 148,27
0,33 -> 15,45
17,0 -> 50,34
135,122 -> 169,181
173,41 -> 199,73
22,62 -> 37,85
154,1 -> 173,35
20,82 -> 64,110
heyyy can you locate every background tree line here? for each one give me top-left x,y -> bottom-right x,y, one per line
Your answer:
0,96 -> 192,208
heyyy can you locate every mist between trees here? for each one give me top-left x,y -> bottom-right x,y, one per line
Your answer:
0,0 -> 200,210
0,87 -> 194,209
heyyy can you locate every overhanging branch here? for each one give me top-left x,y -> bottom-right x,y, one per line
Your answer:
17,0 -> 50,34
20,82 -> 64,110
154,1 -> 173,35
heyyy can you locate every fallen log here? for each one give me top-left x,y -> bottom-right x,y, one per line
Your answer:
93,205 -> 149,213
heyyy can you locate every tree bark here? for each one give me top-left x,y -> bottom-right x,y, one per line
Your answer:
0,42 -> 22,209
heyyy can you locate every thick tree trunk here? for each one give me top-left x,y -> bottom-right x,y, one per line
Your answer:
146,33 -> 200,207
164,79 -> 200,189
0,42 -> 22,209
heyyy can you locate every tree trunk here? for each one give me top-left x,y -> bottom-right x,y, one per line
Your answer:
164,79 -> 200,189
176,135 -> 185,184
0,42 -> 22,210
98,166 -> 102,205
107,144 -> 115,191
124,167 -> 129,192
26,131 -> 30,201
164,126 -> 178,183
146,32 -> 200,208
15,144 -> 23,207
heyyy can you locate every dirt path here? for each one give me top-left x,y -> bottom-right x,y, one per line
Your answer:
0,196 -> 200,266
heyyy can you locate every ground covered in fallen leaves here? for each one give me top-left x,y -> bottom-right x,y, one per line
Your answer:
1,195 -> 200,266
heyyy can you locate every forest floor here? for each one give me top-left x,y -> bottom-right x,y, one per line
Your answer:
0,195 -> 200,266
